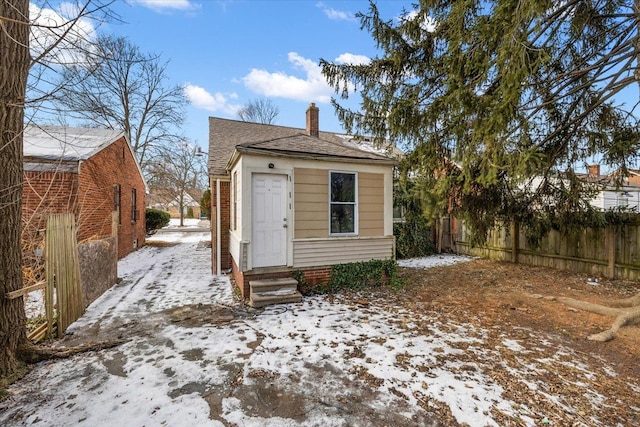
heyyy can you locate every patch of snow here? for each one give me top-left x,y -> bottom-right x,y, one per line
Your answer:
397,254 -> 475,269
24,289 -> 45,319
502,339 -> 526,352
167,218 -> 201,228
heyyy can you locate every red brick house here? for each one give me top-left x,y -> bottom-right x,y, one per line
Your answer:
208,104 -> 397,306
22,125 -> 147,259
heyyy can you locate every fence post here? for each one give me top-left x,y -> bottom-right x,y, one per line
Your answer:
511,219 -> 519,264
437,216 -> 444,254
607,225 -> 616,279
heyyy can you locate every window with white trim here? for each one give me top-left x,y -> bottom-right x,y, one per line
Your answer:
330,171 -> 357,235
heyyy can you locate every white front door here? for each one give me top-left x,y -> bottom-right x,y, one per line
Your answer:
252,173 -> 287,268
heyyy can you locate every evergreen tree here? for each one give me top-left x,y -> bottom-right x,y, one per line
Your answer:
200,188 -> 211,220
321,0 -> 640,240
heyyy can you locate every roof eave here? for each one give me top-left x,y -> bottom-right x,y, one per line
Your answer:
233,146 -> 397,166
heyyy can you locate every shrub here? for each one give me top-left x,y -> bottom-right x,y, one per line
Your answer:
301,259 -> 404,295
145,208 -> 170,235
186,207 -> 194,218
394,216 -> 435,259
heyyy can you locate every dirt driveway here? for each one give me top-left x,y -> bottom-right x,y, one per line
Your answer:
1,233 -> 639,426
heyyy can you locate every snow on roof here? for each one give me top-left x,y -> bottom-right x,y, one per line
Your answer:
23,125 -> 124,161
336,134 -> 402,158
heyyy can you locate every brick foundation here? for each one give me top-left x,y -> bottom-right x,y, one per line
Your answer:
230,256 -> 333,299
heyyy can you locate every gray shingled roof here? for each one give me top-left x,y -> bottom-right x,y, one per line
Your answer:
208,117 -> 396,176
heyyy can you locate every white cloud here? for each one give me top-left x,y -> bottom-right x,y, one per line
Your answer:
184,83 -> 239,114
316,2 -> 356,22
335,53 -> 371,66
133,0 -> 200,12
400,10 -> 438,33
242,52 -> 332,103
29,3 -> 97,64
242,52 -> 369,103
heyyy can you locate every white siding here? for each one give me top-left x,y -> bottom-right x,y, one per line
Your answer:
229,231 -> 241,267
592,189 -> 640,211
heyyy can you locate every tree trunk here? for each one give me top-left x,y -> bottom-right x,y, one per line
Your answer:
547,292 -> 640,342
0,0 -> 30,376
179,192 -> 184,227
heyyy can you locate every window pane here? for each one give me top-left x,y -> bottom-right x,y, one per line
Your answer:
331,204 -> 355,233
331,172 -> 355,202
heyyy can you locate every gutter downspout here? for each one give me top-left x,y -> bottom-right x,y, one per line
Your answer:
216,178 -> 221,276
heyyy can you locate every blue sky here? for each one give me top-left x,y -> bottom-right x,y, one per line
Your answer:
89,0 -> 417,152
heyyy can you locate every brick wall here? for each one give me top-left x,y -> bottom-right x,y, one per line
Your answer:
219,181 -> 231,269
230,257 -> 247,297
22,168 -> 79,237
22,168 -> 79,278
299,267 -> 332,287
211,178 -> 231,273
78,136 -> 146,258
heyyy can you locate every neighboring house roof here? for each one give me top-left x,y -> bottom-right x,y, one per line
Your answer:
23,125 -> 125,161
23,124 -> 149,192
208,115 -> 397,177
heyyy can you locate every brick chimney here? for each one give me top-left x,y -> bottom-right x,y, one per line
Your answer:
306,102 -> 319,137
588,164 -> 600,177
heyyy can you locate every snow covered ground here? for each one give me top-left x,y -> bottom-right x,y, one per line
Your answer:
1,234 -> 624,426
398,253 -> 475,269
169,217 -> 199,226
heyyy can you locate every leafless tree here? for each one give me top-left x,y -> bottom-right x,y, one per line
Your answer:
237,97 -> 280,125
50,35 -> 187,169
146,142 -> 207,227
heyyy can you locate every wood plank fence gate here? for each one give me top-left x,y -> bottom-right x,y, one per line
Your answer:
44,213 -> 84,337
10,213 -> 85,341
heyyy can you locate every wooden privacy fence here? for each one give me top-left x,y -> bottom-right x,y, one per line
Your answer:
455,220 -> 640,281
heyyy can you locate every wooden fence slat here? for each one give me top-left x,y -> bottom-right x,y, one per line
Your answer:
45,215 -> 55,337
45,213 -> 84,338
5,281 -> 46,300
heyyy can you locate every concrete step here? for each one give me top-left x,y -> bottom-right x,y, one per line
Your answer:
249,278 -> 298,293
249,290 -> 302,308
